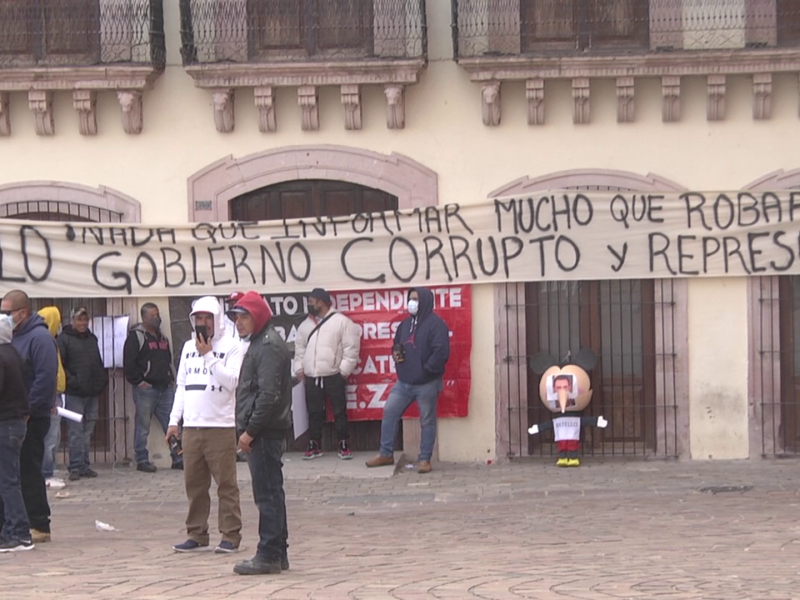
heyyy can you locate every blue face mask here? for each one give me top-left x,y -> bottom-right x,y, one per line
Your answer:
407,300 -> 419,316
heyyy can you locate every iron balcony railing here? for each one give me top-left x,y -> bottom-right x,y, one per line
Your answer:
453,0 -> 800,59
180,0 -> 427,65
0,0 -> 165,70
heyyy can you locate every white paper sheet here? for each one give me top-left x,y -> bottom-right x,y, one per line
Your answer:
292,382 -> 308,440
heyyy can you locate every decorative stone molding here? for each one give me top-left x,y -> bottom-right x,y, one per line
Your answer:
298,86 -> 319,131
187,145 -> 438,222
753,73 -> 772,120
341,84 -> 362,131
184,59 -> 425,132
0,66 -> 162,135
117,90 -> 143,135
616,77 -> 635,123
384,84 -> 405,129
28,91 -> 54,136
0,181 -> 141,222
481,82 -> 501,126
212,89 -> 235,133
662,76 -> 681,122
254,86 -> 276,133
489,169 -> 688,198
0,92 -> 9,136
743,168 -> 800,191
707,75 -> 726,121
572,78 -> 590,125
525,79 -> 544,125
73,90 -> 97,136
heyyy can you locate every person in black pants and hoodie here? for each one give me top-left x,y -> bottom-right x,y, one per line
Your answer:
123,302 -> 182,473
366,287 -> 450,474
0,314 -> 35,552
0,290 -> 57,544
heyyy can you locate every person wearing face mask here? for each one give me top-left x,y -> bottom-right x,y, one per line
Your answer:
294,288 -> 361,461
365,287 -> 450,474
123,303 -> 182,473
0,290 -> 58,543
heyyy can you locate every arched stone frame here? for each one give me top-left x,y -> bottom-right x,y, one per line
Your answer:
187,144 -> 439,457
743,169 -> 800,458
0,181 -> 141,222
0,180 -> 141,465
490,169 -> 691,461
187,145 -> 438,222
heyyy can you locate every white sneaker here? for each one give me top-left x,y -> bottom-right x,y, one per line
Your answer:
46,477 -> 66,490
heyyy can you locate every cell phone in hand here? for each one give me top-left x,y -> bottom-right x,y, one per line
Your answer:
195,325 -> 208,343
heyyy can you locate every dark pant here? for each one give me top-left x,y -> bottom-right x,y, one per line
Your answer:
0,418 -> 30,541
133,384 -> 178,465
245,437 -> 288,563
0,416 -> 51,533
305,375 -> 349,441
65,394 -> 99,475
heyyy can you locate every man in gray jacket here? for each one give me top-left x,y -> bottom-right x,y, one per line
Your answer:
228,291 -> 292,576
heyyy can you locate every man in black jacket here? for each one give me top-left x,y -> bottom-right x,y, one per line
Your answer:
227,291 -> 292,576
57,307 -> 107,481
122,303 -> 181,473
366,287 -> 450,474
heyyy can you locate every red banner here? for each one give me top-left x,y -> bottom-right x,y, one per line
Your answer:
265,286 -> 472,421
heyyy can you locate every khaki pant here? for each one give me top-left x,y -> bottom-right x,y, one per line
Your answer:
182,427 -> 242,546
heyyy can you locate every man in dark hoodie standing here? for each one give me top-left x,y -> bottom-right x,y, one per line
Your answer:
0,290 -> 57,543
58,307 -> 107,481
123,302 -> 182,473
366,287 -> 450,474
227,291 -> 292,576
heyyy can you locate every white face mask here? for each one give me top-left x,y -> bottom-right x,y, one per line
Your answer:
407,300 -> 419,316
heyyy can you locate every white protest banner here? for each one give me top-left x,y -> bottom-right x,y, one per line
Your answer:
1,190 -> 799,297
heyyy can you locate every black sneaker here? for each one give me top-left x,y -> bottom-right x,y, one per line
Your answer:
337,440 -> 353,460
136,462 -> 157,473
80,468 -> 98,478
68,471 -> 81,481
233,556 -> 282,575
0,538 -> 34,552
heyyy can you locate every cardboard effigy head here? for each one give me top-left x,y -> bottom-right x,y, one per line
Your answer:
529,349 -> 598,414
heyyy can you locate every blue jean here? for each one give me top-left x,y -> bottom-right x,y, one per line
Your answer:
0,418 -> 30,541
65,395 -> 99,475
41,410 -> 62,479
379,378 -> 443,462
246,437 -> 288,563
133,384 -> 175,465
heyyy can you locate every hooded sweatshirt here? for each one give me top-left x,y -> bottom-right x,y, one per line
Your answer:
12,312 -> 58,417
393,287 -> 451,385
37,307 -> 66,394
0,316 -> 29,422
123,322 -> 173,389
169,296 -> 245,428
58,324 -> 107,397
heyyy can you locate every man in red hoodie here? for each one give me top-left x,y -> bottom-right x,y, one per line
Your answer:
227,292 -> 292,576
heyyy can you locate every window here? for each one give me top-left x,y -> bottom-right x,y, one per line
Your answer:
247,0 -> 373,60
0,0 -> 100,66
520,0 -> 649,53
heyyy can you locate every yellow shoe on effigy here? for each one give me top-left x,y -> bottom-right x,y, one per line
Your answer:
567,458 -> 581,467
556,457 -> 569,467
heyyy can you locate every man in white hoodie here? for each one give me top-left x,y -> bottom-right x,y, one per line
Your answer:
295,288 -> 361,460
166,296 -> 244,554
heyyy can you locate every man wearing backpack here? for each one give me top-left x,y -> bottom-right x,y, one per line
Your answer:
123,303 -> 182,473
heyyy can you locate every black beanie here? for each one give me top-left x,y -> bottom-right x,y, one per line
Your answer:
309,288 -> 331,305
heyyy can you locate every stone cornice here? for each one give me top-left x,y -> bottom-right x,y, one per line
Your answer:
0,65 -> 163,91
457,49 -> 800,81
184,58 -> 426,88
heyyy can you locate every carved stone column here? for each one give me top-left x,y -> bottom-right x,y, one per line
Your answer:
572,78 -> 590,124
341,84 -> 362,130
526,79 -> 544,125
255,86 -> 276,133
73,90 -> 98,136
662,76 -> 681,122
0,93 -> 9,136
28,91 -> 54,136
384,84 -> 405,129
707,75 -> 726,121
298,86 -> 319,131
481,81 -> 501,126
616,77 -> 635,123
117,90 -> 143,134
753,73 -> 772,120
212,89 -> 235,133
